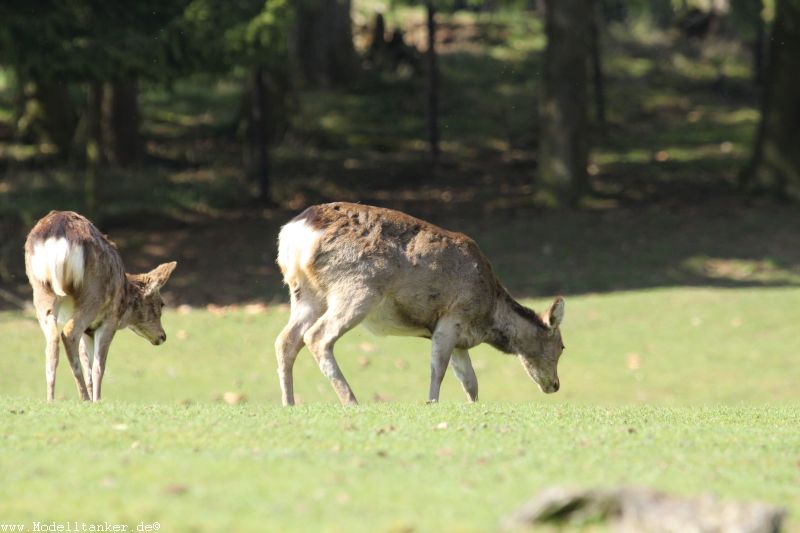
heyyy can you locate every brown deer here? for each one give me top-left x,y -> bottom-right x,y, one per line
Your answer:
24,211 -> 177,401
275,202 -> 566,406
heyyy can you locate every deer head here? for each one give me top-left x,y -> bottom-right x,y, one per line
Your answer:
127,262 -> 177,345
517,297 -> 566,394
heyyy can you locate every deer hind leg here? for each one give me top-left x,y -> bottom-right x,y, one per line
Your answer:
275,292 -> 322,406
79,334 -> 94,394
428,318 -> 459,404
32,285 -> 59,401
37,309 -> 61,402
60,306 -> 98,401
451,348 -> 479,402
303,294 -> 374,405
90,324 -> 115,402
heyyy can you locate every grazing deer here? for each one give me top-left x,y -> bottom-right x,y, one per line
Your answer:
275,202 -> 566,406
24,211 -> 177,401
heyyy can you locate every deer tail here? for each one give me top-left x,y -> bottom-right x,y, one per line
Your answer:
28,238 -> 85,297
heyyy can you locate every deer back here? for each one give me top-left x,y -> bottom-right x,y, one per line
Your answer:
25,211 -> 126,308
278,203 -> 501,332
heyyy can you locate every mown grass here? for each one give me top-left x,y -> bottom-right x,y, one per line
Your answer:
1,287 -> 799,531
1,400 -> 797,533
0,5 -> 798,531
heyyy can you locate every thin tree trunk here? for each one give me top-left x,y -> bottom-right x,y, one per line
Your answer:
103,79 -> 143,167
426,0 -> 440,164
85,82 -> 103,221
35,81 -> 78,159
753,0 -> 765,86
292,0 -> 356,87
590,0 -> 607,128
538,0 -> 592,206
742,0 -> 800,199
251,66 -> 270,203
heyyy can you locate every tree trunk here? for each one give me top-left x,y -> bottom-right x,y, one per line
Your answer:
369,12 -> 387,54
426,1 -> 440,164
102,80 -> 143,167
85,82 -> 104,221
590,0 -> 607,128
292,0 -> 356,87
35,81 -> 78,159
250,66 -> 271,203
753,0 -> 765,85
538,0 -> 592,205
742,0 -> 800,200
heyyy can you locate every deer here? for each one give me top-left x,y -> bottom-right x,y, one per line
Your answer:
24,210 -> 177,402
275,202 -> 566,406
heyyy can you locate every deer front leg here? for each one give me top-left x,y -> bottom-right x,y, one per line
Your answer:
451,348 -> 479,402
91,325 -> 115,402
303,295 -> 373,406
428,319 -> 459,404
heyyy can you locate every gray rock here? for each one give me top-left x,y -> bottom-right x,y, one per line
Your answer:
502,486 -> 785,533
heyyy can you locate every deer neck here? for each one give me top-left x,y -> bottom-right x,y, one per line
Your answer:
117,274 -> 143,329
487,293 -> 545,354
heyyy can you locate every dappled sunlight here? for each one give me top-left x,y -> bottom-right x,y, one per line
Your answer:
681,256 -> 800,285
595,142 -> 746,166
606,55 -> 656,78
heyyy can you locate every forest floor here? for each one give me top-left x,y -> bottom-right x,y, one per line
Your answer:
1,8 -> 798,309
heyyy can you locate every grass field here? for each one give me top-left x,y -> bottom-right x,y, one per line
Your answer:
2,287 -> 799,531
1,3 -> 799,531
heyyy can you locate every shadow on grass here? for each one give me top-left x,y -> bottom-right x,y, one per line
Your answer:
1,11 -> 796,310
1,200 -> 798,311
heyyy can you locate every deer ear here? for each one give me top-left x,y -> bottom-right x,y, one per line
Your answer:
145,261 -> 177,295
543,297 -> 565,329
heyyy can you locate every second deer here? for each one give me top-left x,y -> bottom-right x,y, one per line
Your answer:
25,211 -> 177,401
275,202 -> 566,406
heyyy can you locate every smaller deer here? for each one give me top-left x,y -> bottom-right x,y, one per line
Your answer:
275,202 -> 566,406
24,211 -> 177,401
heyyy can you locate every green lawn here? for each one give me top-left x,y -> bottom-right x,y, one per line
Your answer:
1,287 -> 799,531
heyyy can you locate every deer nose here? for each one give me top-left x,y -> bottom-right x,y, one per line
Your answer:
553,380 -> 560,392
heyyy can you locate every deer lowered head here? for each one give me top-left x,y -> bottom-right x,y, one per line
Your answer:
124,262 -> 178,345
492,296 -> 566,394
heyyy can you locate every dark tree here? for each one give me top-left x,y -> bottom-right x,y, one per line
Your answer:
0,0 -> 188,165
742,0 -> 800,200
589,0 -> 607,128
292,0 -> 356,86
103,80 -> 144,167
35,81 -> 79,158
85,82 -> 104,221
426,0 -> 441,163
538,0 -> 592,205
175,0 -> 292,204
250,66 -> 271,203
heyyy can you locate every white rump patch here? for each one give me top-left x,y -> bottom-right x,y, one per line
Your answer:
29,238 -> 84,297
277,220 -> 322,287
